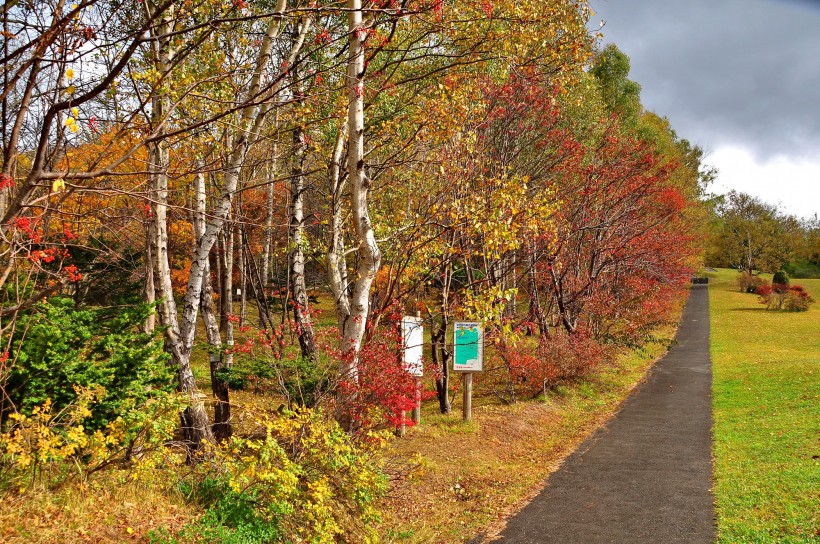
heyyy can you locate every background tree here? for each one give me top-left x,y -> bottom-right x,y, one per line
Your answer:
707,190 -> 798,274
590,44 -> 642,127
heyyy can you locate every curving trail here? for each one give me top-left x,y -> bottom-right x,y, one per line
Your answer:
489,285 -> 715,543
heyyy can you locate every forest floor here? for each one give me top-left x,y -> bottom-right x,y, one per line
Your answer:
709,269 -> 819,542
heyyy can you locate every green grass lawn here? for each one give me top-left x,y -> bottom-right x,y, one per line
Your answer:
709,269 -> 820,543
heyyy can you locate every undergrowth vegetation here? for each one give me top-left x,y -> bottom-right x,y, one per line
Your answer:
1,391 -> 389,543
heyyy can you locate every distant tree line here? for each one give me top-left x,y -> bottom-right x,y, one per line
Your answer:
705,190 -> 820,278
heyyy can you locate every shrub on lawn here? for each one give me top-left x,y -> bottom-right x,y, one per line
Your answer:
772,270 -> 790,286
737,272 -> 767,293
783,285 -> 814,311
758,284 -> 814,311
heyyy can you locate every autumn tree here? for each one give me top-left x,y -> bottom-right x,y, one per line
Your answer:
706,190 -> 800,274
590,43 -> 642,127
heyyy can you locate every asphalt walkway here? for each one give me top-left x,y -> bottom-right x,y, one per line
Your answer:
490,285 -> 715,543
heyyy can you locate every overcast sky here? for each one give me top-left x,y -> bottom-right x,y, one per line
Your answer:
589,0 -> 820,219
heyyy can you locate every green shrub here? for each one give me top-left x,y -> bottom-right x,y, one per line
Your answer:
228,356 -> 332,408
151,476 -> 283,544
2,298 -> 173,432
277,356 -> 332,408
772,269 -> 790,286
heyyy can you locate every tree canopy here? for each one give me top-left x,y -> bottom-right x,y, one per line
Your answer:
0,2 -> 720,541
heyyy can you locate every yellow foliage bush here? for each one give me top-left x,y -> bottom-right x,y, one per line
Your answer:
0,385 -> 182,489
179,408 -> 389,543
3,392 -> 387,543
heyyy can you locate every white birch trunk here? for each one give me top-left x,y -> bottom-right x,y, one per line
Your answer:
194,168 -> 231,440
338,0 -> 381,388
327,120 -> 350,327
143,223 -> 156,334
262,161 -> 275,289
260,161 -> 276,327
220,220 -> 235,369
238,222 -> 247,325
146,2 -> 213,452
289,61 -> 317,363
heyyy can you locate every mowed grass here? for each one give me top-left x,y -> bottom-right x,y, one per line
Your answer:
709,269 -> 820,542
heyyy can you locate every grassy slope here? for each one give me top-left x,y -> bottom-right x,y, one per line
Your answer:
709,269 -> 820,542
0,478 -> 196,543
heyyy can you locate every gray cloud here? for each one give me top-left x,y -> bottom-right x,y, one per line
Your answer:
589,0 -> 820,159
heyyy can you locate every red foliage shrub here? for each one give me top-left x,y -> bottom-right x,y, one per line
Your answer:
485,329 -> 612,403
536,330 -> 612,384
758,283 -> 815,311
783,285 -> 814,312
755,283 -> 772,297
339,306 -> 435,431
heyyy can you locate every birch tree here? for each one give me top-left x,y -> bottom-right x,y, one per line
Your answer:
143,0 -> 312,449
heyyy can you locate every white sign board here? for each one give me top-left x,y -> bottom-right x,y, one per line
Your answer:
401,316 -> 424,377
453,321 -> 483,372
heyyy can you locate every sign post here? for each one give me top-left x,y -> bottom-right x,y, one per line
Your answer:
401,315 -> 424,433
453,321 -> 483,422
412,377 -> 422,424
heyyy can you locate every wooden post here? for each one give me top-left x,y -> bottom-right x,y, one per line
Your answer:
412,377 -> 421,424
463,372 -> 473,421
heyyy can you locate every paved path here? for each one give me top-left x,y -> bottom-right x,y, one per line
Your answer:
490,285 -> 715,543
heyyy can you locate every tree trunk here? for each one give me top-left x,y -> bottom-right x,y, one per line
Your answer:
333,0 -> 382,430
220,222 -> 235,369
430,260 -> 453,414
237,221 -> 247,325
341,0 -> 381,363
431,315 -> 452,414
261,160 -> 275,326
289,59 -> 318,363
143,222 -> 156,334
327,120 -> 350,330
147,3 -> 212,457
149,146 -> 213,454
527,243 -> 548,336
194,168 -> 231,441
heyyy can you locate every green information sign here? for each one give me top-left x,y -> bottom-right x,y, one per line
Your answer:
453,321 -> 483,372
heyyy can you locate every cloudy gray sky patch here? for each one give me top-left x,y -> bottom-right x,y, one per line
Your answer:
589,0 -> 820,217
